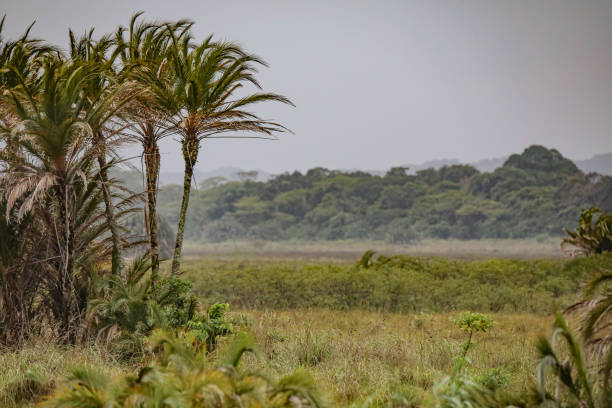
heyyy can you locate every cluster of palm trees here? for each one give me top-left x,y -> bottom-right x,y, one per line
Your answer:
0,13 -> 291,343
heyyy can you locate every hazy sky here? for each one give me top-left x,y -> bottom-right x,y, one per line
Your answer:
3,0 -> 612,173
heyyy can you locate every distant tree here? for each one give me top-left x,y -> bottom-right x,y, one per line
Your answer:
237,170 -> 258,182
200,176 -> 228,190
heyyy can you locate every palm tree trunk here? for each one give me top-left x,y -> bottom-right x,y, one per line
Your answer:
144,139 -> 161,282
97,152 -> 125,282
54,182 -> 78,343
171,135 -> 199,275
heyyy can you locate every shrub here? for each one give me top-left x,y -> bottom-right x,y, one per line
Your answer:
185,253 -> 612,314
40,331 -> 326,408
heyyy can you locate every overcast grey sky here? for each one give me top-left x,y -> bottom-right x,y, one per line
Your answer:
3,0 -> 612,173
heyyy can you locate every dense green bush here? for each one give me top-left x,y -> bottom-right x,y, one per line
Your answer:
183,253 -> 612,314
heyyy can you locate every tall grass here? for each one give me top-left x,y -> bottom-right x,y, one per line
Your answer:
0,311 -> 548,407
0,339 -> 122,407
240,310 -> 548,405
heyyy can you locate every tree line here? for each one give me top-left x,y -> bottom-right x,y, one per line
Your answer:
148,145 -> 612,243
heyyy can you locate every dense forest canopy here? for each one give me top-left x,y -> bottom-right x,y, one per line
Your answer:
132,145 -> 611,242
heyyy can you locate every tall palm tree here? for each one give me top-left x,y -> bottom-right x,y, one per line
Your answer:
0,17 -> 59,344
68,28 -> 129,280
114,13 -> 192,281
141,32 -> 293,275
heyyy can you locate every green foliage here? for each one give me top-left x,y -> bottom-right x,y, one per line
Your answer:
451,312 -> 494,373
148,145 -> 612,242
185,253 -> 612,314
154,276 -> 198,327
562,207 -> 612,256
41,330 -> 327,408
451,312 -> 494,334
185,302 -> 234,352
88,253 -> 234,358
473,367 -> 508,391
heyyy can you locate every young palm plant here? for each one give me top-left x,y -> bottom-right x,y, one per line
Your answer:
534,314 -> 609,408
140,31 -> 293,275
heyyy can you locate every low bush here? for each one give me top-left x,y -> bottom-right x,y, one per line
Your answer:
40,331 -> 326,407
182,253 -> 612,314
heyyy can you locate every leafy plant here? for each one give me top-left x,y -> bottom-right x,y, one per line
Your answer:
562,207 -> 612,256
451,312 -> 494,372
534,314 -> 608,408
185,302 -> 234,352
41,330 -> 326,407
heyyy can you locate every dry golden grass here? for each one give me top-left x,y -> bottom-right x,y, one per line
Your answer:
0,310 -> 550,407
236,309 -> 550,405
0,339 -> 123,407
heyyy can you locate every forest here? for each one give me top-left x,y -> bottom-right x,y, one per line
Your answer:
144,145 -> 612,243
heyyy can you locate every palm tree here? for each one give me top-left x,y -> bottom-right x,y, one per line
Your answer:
114,13 -> 192,281
141,32 -> 293,275
0,17 -> 59,344
562,207 -> 612,256
68,28 -> 130,280
0,58 -> 133,340
566,266 -> 612,364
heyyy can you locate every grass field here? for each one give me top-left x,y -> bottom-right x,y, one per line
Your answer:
238,310 -> 549,406
0,310 -> 549,407
2,244 -> 604,407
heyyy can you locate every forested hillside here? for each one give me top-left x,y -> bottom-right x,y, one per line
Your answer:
149,145 -> 612,242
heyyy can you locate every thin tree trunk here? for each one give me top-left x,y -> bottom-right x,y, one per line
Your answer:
97,153 -> 125,281
144,138 -> 161,282
171,135 -> 199,275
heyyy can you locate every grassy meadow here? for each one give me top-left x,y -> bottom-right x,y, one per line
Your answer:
1,310 -> 548,407
239,310 -> 548,406
2,245 -> 607,407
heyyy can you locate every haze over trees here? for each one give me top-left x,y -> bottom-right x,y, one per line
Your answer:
144,145 -> 612,243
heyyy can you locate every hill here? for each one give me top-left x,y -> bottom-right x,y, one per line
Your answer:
402,151 -> 611,175
575,153 -> 612,175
